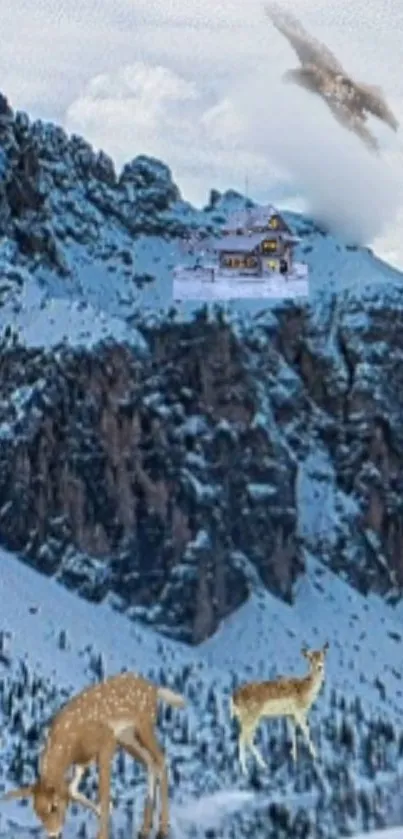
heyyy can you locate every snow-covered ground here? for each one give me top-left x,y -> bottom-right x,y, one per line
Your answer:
173,270 -> 309,301
2,546 -> 403,837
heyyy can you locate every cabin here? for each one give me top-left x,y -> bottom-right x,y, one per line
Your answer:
215,207 -> 299,276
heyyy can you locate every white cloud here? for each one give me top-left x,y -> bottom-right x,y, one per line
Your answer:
66,63 -> 198,164
76,64 -> 199,134
65,61 -> 278,205
200,98 -> 245,145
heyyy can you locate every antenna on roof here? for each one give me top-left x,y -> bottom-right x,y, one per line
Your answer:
245,174 -> 251,231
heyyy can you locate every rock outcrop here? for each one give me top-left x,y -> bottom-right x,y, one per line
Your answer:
0,93 -> 213,282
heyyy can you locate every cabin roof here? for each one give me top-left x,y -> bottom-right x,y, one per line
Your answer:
214,232 -> 268,251
214,231 -> 297,252
222,204 -> 293,233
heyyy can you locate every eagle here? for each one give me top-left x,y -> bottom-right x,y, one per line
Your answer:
264,2 -> 399,153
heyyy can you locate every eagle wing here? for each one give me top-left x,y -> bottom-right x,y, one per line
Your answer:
354,82 -> 399,131
263,3 -> 346,74
326,99 -> 380,153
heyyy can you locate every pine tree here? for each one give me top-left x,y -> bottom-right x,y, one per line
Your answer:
89,651 -> 105,681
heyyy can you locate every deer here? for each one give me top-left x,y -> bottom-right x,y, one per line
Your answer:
229,642 -> 329,774
1,671 -> 186,839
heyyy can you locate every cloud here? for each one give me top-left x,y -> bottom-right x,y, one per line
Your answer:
0,0 -> 267,121
65,61 -> 279,205
66,63 -> 199,154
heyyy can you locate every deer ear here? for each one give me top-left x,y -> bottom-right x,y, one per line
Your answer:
323,641 -> 329,652
2,784 -> 35,801
301,645 -> 309,657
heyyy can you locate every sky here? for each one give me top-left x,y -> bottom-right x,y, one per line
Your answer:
1,0 -> 403,266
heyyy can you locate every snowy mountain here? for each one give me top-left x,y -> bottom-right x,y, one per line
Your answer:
2,89 -> 403,838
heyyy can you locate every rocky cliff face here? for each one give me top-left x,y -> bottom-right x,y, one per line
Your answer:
265,296 -> 403,596
1,294 -> 403,643
1,91 -> 403,644
0,317 -> 299,644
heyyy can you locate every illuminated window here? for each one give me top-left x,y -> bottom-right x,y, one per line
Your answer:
267,260 -> 278,271
262,239 -> 277,253
269,216 -> 279,228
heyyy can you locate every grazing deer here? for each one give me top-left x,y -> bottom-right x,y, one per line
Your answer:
2,671 -> 186,839
230,642 -> 329,773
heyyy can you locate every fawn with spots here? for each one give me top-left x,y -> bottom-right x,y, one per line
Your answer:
230,642 -> 329,773
2,671 -> 186,839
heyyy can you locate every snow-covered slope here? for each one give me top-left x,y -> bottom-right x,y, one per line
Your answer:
2,548 -> 403,838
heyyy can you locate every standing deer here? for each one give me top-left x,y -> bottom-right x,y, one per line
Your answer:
2,671 -> 186,839
230,642 -> 329,773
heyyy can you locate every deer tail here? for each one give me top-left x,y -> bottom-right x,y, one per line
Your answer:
157,686 -> 186,708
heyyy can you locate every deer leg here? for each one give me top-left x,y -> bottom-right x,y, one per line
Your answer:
288,717 -> 297,762
245,723 -> 266,770
238,725 -> 249,775
96,738 -> 115,839
295,714 -> 317,760
71,789 -> 101,817
136,725 -> 169,839
69,765 -> 101,817
117,730 -> 156,839
238,721 -> 266,773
